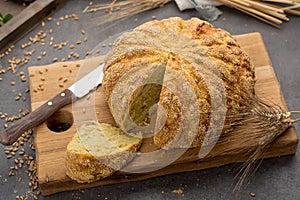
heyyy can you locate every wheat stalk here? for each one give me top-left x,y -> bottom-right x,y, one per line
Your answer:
83,0 -> 299,27
202,93 -> 300,193
216,0 -> 300,27
83,0 -> 172,26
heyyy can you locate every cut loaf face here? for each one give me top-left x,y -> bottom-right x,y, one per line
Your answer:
102,17 -> 255,149
65,121 -> 142,183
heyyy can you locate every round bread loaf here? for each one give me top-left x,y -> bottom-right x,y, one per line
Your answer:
102,17 -> 255,149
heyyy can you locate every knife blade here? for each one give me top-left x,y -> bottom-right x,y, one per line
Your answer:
0,63 -> 105,145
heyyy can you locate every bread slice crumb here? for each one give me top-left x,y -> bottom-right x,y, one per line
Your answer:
65,121 -> 142,183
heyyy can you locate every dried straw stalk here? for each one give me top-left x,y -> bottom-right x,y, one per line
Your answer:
83,0 -> 172,26
214,96 -> 300,192
84,0 -> 299,27
216,0 -> 300,27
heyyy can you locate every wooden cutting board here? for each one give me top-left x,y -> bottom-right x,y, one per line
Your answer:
28,32 -> 298,195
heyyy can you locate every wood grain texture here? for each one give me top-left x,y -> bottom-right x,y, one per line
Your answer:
0,0 -> 67,50
0,88 -> 73,145
27,32 -> 298,195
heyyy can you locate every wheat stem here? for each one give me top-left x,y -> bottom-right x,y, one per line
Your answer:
84,0 -> 299,27
282,3 -> 300,10
292,118 -> 300,123
290,111 -> 300,114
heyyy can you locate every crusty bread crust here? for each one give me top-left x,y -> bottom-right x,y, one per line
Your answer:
65,126 -> 142,183
103,17 -> 255,149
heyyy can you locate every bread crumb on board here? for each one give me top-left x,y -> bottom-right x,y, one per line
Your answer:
172,188 -> 184,195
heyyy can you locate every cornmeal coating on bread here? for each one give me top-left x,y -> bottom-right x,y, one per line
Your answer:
102,17 -> 255,149
65,122 -> 142,183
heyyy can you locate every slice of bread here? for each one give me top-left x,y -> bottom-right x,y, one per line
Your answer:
65,121 -> 142,183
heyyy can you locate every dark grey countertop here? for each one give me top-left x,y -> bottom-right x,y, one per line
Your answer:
0,1 -> 300,199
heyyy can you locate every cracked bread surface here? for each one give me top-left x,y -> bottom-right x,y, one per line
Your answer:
102,17 -> 255,149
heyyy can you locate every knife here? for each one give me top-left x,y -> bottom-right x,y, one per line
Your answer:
0,63 -> 105,145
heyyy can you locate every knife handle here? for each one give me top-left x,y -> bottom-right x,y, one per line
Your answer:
0,89 -> 74,145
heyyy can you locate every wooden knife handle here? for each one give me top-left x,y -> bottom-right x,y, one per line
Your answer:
0,89 -> 74,145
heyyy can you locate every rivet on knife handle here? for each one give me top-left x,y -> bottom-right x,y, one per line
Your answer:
0,89 -> 74,145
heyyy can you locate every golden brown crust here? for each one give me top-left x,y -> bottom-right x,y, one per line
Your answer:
102,50 -> 168,102
103,17 -> 255,149
65,133 -> 142,183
